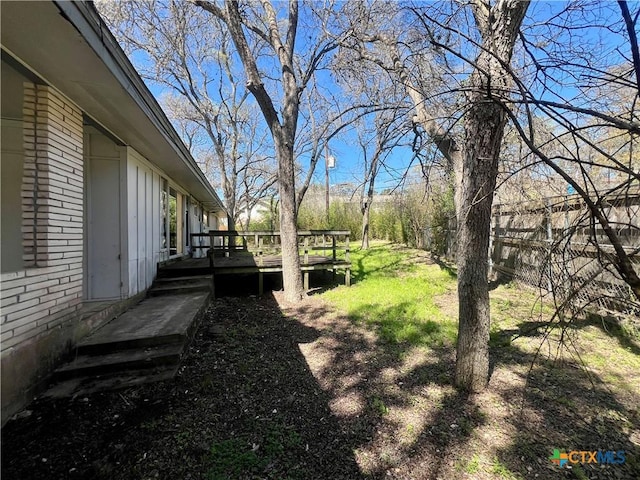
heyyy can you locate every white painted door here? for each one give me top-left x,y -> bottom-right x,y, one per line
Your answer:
88,158 -> 122,299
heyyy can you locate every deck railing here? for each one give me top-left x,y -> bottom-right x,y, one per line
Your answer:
191,229 -> 351,291
190,229 -> 350,263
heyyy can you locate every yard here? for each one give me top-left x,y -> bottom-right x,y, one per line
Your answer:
2,243 -> 639,479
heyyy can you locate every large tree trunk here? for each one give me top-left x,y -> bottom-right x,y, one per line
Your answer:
454,95 -> 506,391
275,134 -> 305,302
193,0 -> 305,302
383,1 -> 527,389
453,0 -> 529,391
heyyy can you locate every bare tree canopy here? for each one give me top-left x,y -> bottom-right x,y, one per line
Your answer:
96,0 -> 277,228
341,0 -> 638,390
189,0 -> 357,302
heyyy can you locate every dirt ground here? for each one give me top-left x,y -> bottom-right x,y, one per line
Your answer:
2,291 -> 639,479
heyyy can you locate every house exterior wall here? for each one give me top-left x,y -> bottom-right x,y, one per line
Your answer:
189,201 -> 207,258
123,148 -> 214,294
1,11 -> 224,421
126,148 -> 160,296
0,83 -> 219,423
1,118 -> 25,273
1,83 -> 86,422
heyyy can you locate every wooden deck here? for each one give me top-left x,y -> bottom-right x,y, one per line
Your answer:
179,229 -> 352,295
213,253 -> 350,293
160,253 -> 351,295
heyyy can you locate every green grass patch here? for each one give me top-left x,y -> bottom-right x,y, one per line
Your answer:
323,243 -> 457,346
371,396 -> 390,416
207,438 -> 264,480
466,454 -> 481,474
325,242 -> 640,407
491,457 -> 521,479
206,425 -> 302,480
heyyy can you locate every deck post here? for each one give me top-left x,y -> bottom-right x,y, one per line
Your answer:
345,268 -> 351,287
258,271 -> 264,296
345,234 -> 350,263
332,235 -> 336,261
304,271 -> 309,291
304,236 -> 309,264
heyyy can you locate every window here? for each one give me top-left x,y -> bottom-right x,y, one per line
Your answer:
1,61 -> 27,272
169,188 -> 177,256
161,178 -> 168,249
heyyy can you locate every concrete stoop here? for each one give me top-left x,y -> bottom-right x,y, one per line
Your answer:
44,290 -> 210,399
147,274 -> 213,297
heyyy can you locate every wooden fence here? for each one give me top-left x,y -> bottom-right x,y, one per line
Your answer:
493,193 -> 639,315
425,192 -> 640,316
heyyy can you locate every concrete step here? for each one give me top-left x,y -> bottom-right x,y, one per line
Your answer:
54,344 -> 184,381
157,265 -> 212,278
76,332 -> 185,356
44,366 -> 179,399
153,274 -> 212,284
76,293 -> 208,355
42,291 -> 210,399
147,281 -> 211,297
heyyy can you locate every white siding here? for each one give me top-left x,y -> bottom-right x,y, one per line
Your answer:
126,149 -> 158,296
124,148 -> 213,294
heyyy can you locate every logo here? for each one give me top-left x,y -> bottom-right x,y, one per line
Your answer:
549,449 -> 625,468
549,449 -> 568,467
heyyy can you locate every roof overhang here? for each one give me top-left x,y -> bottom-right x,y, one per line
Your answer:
0,0 -> 224,213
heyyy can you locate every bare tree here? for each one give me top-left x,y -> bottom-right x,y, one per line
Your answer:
294,81 -> 384,213
191,0 -> 350,302
355,113 -> 409,249
330,48 -> 413,249
405,0 -> 640,375
498,0 -> 640,305
96,0 -> 276,229
344,0 -> 529,391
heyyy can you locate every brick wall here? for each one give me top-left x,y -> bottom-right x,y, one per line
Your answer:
1,84 -> 84,422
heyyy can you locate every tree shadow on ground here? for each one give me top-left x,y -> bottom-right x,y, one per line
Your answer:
4,290 -> 637,480
582,312 -> 640,357
504,312 -> 640,358
430,254 -> 457,279
352,244 -> 421,284
284,300 -> 490,478
285,295 -> 640,479
1,294 -> 365,480
490,337 -> 640,479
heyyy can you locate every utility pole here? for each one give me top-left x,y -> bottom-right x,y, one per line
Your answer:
325,145 -> 333,224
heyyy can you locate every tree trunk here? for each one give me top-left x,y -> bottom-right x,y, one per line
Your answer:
361,145 -> 380,250
275,135 -> 304,302
361,202 -> 371,249
453,0 -> 529,391
454,98 -> 505,391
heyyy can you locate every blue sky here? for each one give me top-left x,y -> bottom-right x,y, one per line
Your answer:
129,0 -> 635,196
